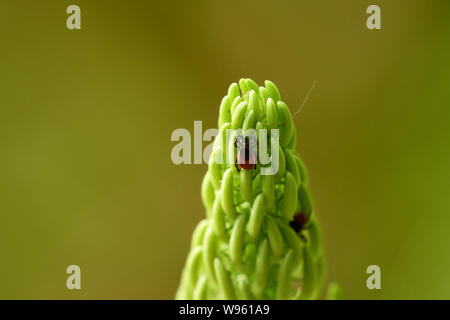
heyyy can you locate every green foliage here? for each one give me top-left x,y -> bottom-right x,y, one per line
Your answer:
176,79 -> 326,300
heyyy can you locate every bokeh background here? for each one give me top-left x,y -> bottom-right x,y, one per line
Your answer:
1,0 -> 449,299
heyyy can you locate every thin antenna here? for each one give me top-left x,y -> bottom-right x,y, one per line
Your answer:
293,80 -> 317,118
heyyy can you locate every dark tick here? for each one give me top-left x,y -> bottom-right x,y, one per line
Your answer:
234,135 -> 257,172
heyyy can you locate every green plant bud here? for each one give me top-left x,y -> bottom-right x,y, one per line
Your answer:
262,175 -> 275,209
208,148 -> 222,190
298,184 -> 313,219
247,193 -> 266,240
265,80 -> 281,101
266,216 -> 284,258
285,149 -> 301,186
186,246 -> 203,289
308,216 -> 321,257
201,173 -> 215,215
300,245 -> 316,300
212,192 -> 227,239
221,168 -> 237,218
228,82 -> 240,101
295,156 -> 309,186
230,95 -> 243,115
218,95 -> 231,128
247,90 -> 260,120
226,130 -> 238,169
193,275 -> 208,300
266,98 -> 278,129
280,224 -> 303,268
214,258 -> 235,299
190,219 -> 209,249
254,239 -> 270,297
243,109 -> 256,132
276,249 -> 294,299
314,253 -> 325,298
260,87 -> 270,105
282,172 -> 298,220
216,122 -> 231,152
202,227 -> 217,283
232,101 -> 247,129
239,78 -> 249,94
277,101 -> 293,146
287,126 -> 297,149
229,215 -> 247,264
245,78 -> 260,94
276,145 -> 286,180
240,168 -> 253,202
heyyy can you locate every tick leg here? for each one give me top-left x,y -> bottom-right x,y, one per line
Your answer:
235,158 -> 241,172
235,135 -> 243,148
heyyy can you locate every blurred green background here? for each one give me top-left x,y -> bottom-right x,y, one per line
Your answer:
1,0 -> 449,299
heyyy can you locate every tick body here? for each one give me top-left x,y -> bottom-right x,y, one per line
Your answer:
234,135 -> 257,172
290,213 -> 307,233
